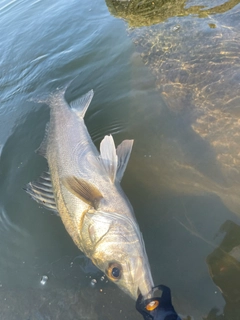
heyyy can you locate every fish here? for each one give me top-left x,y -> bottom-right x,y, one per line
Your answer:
25,85 -> 153,299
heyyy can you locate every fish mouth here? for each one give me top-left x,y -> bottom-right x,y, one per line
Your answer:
129,256 -> 153,300
129,286 -> 152,301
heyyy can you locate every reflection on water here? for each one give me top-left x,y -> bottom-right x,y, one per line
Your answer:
106,0 -> 240,27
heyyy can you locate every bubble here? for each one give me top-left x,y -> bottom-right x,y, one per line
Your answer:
100,276 -> 105,281
90,279 -> 97,287
40,275 -> 48,285
173,25 -> 180,31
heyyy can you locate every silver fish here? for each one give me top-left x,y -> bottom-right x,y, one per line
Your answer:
26,86 -> 153,299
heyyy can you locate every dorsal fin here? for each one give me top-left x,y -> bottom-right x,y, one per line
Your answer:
70,90 -> 94,118
116,139 -> 134,182
24,171 -> 58,213
61,176 -> 103,209
99,135 -> 118,183
36,122 -> 49,158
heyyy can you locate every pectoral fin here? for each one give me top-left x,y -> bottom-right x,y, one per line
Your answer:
62,176 -> 103,209
25,171 -> 58,213
116,139 -> 134,182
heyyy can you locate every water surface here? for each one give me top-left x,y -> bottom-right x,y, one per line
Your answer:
0,0 -> 240,319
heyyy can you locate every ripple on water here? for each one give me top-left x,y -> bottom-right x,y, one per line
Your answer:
0,205 -> 28,236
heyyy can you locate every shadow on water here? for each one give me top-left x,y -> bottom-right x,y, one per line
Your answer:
206,220 -> 240,319
123,163 -> 240,317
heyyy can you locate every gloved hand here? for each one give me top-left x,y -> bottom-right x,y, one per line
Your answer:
136,284 -> 182,320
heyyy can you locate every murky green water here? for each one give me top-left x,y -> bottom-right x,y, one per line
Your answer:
0,0 -> 240,319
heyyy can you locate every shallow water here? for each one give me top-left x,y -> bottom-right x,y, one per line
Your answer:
0,0 -> 240,319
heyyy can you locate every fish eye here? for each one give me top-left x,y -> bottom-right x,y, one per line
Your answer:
112,267 -> 120,278
107,262 -> 122,281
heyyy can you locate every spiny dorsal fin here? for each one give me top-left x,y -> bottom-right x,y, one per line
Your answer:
25,171 -> 58,213
62,176 -> 103,209
99,135 -> 118,183
116,139 -> 134,182
70,90 -> 94,118
36,122 -> 49,158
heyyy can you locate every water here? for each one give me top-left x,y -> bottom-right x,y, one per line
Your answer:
0,0 -> 240,319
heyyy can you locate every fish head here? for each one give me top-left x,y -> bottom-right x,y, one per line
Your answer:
84,211 -> 154,300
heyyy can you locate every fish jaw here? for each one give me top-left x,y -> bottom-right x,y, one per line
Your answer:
80,210 -> 154,300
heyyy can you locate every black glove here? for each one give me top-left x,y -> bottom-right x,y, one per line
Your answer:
136,284 -> 182,320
